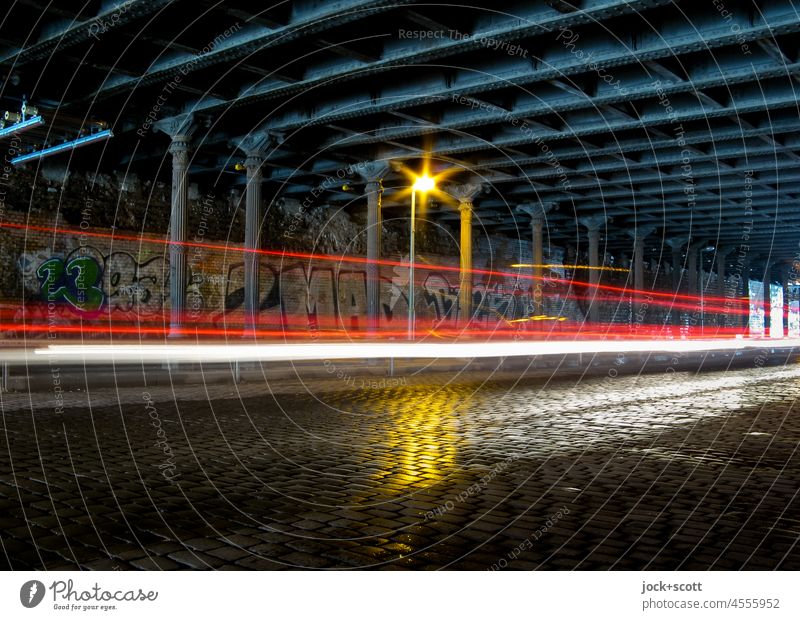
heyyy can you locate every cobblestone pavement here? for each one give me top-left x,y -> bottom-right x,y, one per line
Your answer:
1,363 -> 799,570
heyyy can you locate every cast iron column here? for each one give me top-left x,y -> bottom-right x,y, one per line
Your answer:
627,225 -> 655,324
781,263 -> 791,337
243,149 -> 265,335
449,183 -> 483,324
360,162 -> 390,334
715,247 -> 733,328
666,237 -> 689,326
518,202 -> 556,317
763,264 -> 772,337
737,255 -> 752,332
579,215 -> 609,324
156,114 -> 195,337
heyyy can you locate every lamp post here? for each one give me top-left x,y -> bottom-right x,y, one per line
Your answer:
408,174 -> 435,340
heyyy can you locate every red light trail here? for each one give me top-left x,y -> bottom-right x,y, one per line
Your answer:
0,220 -> 750,307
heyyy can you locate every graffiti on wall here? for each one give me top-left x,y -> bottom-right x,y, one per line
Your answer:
222,260 -> 550,327
19,245 -> 172,318
36,256 -> 105,315
223,262 -> 373,328
98,250 -> 169,315
16,245 -> 579,326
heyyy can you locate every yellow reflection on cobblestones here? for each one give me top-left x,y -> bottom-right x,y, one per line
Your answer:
359,386 -> 465,492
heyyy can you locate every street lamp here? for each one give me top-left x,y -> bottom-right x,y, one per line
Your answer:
409,174 -> 435,340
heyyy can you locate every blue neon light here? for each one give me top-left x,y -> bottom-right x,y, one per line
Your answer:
0,115 -> 44,140
11,129 -> 113,165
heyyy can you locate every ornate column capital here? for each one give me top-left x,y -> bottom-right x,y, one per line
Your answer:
666,236 -> 690,250
357,161 -> 391,185
627,224 -> 657,241
579,214 -> 610,234
168,141 -> 190,167
155,113 -> 196,143
156,114 -> 196,169
518,201 -> 556,224
233,132 -> 272,170
446,181 -> 483,205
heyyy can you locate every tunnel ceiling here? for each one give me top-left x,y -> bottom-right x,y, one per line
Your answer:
2,0 -> 800,264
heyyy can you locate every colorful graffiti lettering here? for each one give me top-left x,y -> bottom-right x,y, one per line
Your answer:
17,242 -> 585,328
220,260 -> 559,327
36,256 -> 105,315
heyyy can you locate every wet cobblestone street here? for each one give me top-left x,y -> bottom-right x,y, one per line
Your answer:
1,364 -> 799,570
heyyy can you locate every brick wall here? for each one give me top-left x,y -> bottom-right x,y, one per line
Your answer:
0,208 -> 597,337
2,163 -> 705,337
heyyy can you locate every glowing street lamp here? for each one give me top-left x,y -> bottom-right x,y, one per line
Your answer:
413,174 -> 435,192
409,174 -> 435,340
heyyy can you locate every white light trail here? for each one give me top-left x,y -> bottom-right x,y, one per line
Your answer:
14,337 -> 799,365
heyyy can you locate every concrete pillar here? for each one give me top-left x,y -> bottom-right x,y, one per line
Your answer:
576,215 -> 609,324
517,201 -> 557,316
449,183 -> 483,324
155,114 -> 195,337
359,162 -> 390,334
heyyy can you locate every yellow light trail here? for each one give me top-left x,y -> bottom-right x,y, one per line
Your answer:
511,263 -> 630,272
506,315 -> 568,323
